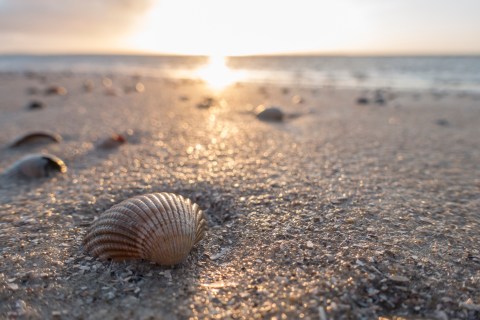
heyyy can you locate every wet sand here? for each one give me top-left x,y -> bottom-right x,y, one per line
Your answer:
1,72 -> 480,319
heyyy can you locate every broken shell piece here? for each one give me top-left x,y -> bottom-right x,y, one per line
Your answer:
2,154 -> 67,179
83,192 -> 207,265
255,105 -> 284,122
8,132 -> 62,148
45,86 -> 67,96
96,134 -> 126,149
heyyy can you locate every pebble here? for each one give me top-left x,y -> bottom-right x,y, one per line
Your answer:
435,119 -> 450,126
255,105 -> 284,122
356,97 -> 369,105
388,275 -> 409,283
459,298 -> 480,311
7,283 -> 19,290
27,100 -> 44,110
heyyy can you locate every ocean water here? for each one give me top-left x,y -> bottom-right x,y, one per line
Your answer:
1,54 -> 479,93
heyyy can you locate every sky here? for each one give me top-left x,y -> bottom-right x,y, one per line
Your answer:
0,0 -> 479,55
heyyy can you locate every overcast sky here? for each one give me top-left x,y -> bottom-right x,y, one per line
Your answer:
0,0 -> 479,55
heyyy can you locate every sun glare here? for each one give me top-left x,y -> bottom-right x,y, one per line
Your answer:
195,56 -> 244,90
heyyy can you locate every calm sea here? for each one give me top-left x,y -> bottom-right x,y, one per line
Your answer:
1,54 -> 479,93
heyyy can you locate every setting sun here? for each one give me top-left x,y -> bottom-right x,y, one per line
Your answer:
195,56 -> 244,90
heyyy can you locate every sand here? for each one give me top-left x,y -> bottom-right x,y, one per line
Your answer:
0,72 -> 479,319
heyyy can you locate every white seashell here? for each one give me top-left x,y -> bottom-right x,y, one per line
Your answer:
2,154 -> 67,179
83,193 -> 207,266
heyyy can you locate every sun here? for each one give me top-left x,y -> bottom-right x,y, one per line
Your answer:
195,56 -> 245,90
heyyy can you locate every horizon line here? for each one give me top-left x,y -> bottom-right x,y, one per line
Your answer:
1,51 -> 480,58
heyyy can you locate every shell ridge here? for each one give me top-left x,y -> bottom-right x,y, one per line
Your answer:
155,193 -> 179,263
193,204 -> 206,245
120,200 -> 157,250
163,193 -> 187,260
127,197 -> 164,259
84,225 -> 140,249
140,194 -> 169,261
178,195 -> 195,245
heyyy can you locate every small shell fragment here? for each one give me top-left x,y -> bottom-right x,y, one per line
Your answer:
45,86 -> 67,96
2,154 -> 67,179
8,132 -> 62,148
96,134 -> 126,149
83,193 -> 207,265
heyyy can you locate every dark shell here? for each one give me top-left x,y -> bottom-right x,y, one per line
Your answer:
8,132 -> 62,148
2,154 -> 67,179
255,105 -> 284,122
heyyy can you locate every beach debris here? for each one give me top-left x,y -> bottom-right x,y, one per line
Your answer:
96,133 -> 126,149
292,95 -> 304,104
435,119 -> 450,126
124,82 -> 145,94
356,97 -> 369,105
83,193 -> 206,265
8,132 -> 62,148
374,90 -> 386,105
179,95 -> 190,101
2,153 -> 67,179
83,80 -> 94,92
197,97 -> 215,109
102,77 -> 113,88
459,298 -> 480,311
45,86 -> 67,96
281,87 -> 290,95
255,105 -> 285,122
27,100 -> 45,110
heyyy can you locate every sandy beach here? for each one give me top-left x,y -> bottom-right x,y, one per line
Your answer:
1,72 -> 479,319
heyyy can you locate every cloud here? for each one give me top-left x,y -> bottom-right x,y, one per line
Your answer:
0,0 -> 155,51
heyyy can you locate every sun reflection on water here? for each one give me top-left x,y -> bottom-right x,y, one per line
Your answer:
196,56 -> 244,90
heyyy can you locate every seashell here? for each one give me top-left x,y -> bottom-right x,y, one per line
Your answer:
8,132 -> 62,148
27,100 -> 44,110
2,154 -> 67,179
96,134 -> 126,149
45,86 -> 67,96
83,193 -> 207,265
255,105 -> 284,122
291,95 -> 304,105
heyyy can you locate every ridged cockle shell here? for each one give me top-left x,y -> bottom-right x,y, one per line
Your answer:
83,193 -> 207,266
